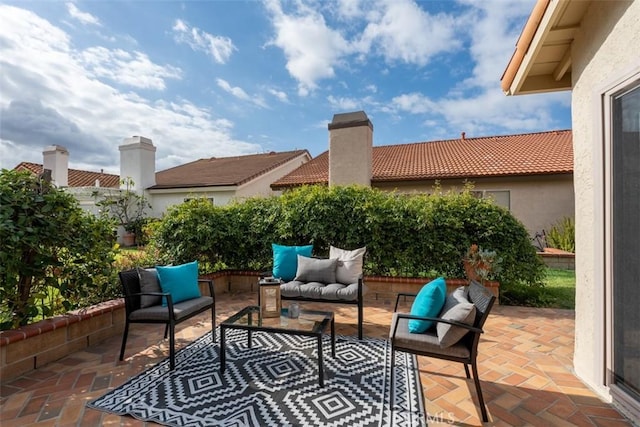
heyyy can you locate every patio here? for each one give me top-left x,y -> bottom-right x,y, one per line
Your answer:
0,290 -> 634,426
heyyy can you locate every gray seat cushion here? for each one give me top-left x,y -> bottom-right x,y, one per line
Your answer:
280,280 -> 360,301
129,296 -> 214,321
389,313 -> 471,359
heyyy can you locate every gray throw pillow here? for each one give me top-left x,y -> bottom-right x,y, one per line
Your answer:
294,255 -> 337,284
436,286 -> 476,348
137,267 -> 162,308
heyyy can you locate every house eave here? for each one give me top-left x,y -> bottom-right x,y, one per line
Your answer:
147,185 -> 238,193
502,0 -> 591,96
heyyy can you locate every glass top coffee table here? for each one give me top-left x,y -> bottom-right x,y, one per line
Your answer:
219,306 -> 335,386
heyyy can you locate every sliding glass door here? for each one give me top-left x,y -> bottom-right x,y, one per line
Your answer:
611,81 -> 640,402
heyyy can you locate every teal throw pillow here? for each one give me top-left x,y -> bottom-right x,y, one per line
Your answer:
156,261 -> 201,306
408,277 -> 447,333
272,244 -> 313,281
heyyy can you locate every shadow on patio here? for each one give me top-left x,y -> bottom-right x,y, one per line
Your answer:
0,291 -> 634,426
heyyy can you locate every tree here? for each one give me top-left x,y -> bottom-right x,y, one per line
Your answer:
0,169 -> 117,329
93,177 -> 152,244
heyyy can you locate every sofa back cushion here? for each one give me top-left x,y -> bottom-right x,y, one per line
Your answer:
272,244 -> 313,281
329,246 -> 366,285
294,255 -> 337,283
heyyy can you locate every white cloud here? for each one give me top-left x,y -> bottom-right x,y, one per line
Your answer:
391,93 -> 437,114
78,47 -> 182,90
267,88 -> 289,103
172,19 -> 236,64
456,1 -> 535,91
391,86 -> 570,136
217,78 -> 250,101
356,0 -> 461,66
264,0 -> 462,96
66,2 -> 101,26
327,94 -> 380,113
335,0 -> 364,20
216,78 -> 268,108
379,0 -> 571,138
0,5 -> 259,171
264,0 -> 351,96
327,95 -> 360,111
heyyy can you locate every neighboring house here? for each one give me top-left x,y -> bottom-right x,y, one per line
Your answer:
502,0 -> 639,420
14,161 -> 120,188
146,148 -> 312,215
15,138 -> 311,219
13,145 -> 120,216
272,111 -> 574,237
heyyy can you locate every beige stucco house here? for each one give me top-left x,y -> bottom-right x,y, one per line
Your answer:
502,0 -> 639,420
272,111 -> 574,238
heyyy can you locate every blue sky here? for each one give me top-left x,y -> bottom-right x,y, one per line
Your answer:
0,0 -> 571,174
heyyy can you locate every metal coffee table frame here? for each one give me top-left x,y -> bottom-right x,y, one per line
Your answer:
220,306 -> 335,386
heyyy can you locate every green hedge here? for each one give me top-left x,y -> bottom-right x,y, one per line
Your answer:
151,185 -> 545,288
1,169 -> 118,329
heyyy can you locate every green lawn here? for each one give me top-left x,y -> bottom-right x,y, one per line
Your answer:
542,268 -> 576,309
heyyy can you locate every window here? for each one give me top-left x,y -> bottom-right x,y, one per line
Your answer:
184,197 -> 214,204
469,190 -> 510,210
610,81 -> 640,402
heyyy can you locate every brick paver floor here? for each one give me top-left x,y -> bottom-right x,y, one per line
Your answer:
0,291 -> 636,426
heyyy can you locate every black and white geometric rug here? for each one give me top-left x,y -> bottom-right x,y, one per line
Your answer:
88,330 -> 425,426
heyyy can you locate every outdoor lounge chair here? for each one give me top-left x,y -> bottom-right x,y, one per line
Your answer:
118,268 -> 216,370
389,280 -> 496,422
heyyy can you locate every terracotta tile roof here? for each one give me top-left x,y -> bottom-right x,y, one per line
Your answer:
13,162 -> 120,188
272,130 -> 573,189
152,150 -> 311,189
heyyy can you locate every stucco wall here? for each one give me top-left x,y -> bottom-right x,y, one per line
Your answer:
329,125 -> 373,186
148,154 -> 309,215
148,188 -> 236,216
235,155 -> 309,199
570,0 -> 639,398
374,174 -> 574,237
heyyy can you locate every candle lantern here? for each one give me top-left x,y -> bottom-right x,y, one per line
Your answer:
259,278 -> 281,318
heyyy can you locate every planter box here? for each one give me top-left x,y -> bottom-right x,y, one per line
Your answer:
0,299 -> 126,383
538,248 -> 575,270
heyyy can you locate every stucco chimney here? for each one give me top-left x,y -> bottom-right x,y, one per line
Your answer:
328,111 -> 373,187
119,136 -> 156,192
42,145 -> 69,187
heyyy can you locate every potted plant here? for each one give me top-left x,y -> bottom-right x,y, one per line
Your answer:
93,178 -> 152,246
463,244 -> 502,285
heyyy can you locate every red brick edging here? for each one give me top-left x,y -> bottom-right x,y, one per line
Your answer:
0,299 -> 124,347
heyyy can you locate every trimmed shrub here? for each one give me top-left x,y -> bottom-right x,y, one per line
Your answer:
151,185 -> 545,288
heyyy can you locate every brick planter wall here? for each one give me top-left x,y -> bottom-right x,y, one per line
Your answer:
0,299 -> 126,383
538,248 -> 575,270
